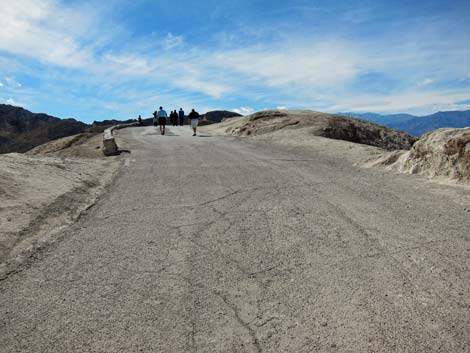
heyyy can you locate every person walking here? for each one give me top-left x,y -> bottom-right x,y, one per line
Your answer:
152,111 -> 158,127
178,108 -> 185,126
172,110 -> 178,126
188,108 -> 200,136
157,106 -> 168,135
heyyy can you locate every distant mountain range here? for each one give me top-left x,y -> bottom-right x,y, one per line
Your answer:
339,110 -> 470,136
0,105 -> 243,154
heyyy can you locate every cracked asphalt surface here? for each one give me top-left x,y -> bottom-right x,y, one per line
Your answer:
1,126 -> 470,352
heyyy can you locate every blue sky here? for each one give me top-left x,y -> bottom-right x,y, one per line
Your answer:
0,0 -> 469,123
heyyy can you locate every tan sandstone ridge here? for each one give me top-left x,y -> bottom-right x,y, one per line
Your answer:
203,109 -> 417,150
0,133 -> 119,278
365,128 -> 470,185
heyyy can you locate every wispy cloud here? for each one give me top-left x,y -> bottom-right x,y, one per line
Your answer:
455,99 -> 470,105
326,89 -> 470,115
5,98 -> 25,106
0,97 -> 28,107
162,33 -> 185,49
4,77 -> 22,88
417,78 -> 434,87
233,107 -> 254,115
212,41 -> 361,89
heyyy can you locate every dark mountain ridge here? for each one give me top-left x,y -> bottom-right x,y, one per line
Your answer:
0,105 -> 87,153
340,110 -> 470,136
201,110 -> 242,123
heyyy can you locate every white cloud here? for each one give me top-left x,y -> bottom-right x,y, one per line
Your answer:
0,0 -> 96,68
162,33 -> 184,50
0,82 -> 3,87
417,78 -> 434,86
233,106 -> 254,115
276,106 -> 288,110
3,97 -> 27,107
4,77 -> 22,88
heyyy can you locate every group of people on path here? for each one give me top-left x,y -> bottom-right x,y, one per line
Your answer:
152,107 -> 200,136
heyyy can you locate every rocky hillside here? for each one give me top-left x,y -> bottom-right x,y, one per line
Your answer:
201,110 -> 242,123
204,110 -> 417,150
0,104 -> 87,153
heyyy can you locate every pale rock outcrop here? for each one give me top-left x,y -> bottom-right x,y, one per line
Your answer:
366,128 -> 470,183
203,110 -> 417,150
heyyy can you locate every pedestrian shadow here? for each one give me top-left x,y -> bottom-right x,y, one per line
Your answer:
117,149 -> 131,154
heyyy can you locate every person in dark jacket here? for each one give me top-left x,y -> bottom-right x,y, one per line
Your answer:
152,111 -> 158,126
172,110 -> 179,126
188,108 -> 200,136
178,108 -> 185,126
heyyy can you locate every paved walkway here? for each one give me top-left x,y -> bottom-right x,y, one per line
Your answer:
1,126 -> 469,352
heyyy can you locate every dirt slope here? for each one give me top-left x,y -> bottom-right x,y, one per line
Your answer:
27,133 -> 103,158
0,134 -> 119,278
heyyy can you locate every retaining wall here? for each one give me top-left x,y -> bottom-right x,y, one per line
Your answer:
102,122 -> 140,156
